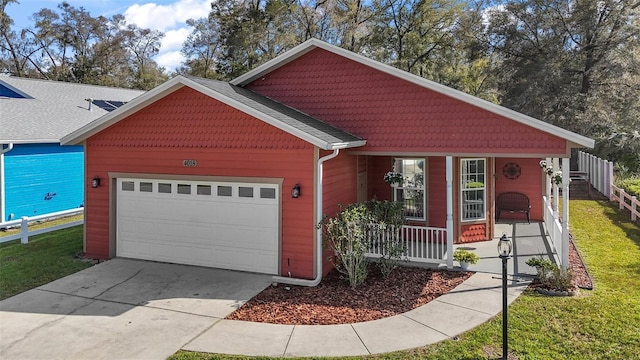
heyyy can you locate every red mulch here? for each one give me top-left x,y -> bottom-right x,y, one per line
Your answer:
569,235 -> 593,290
226,266 -> 472,325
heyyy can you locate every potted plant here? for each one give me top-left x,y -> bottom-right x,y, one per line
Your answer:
453,248 -> 479,270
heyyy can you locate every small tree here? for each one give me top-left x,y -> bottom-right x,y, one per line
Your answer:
320,204 -> 372,288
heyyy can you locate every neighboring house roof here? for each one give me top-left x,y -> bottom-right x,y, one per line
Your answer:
231,39 -> 595,149
62,76 -> 366,150
0,76 -> 144,144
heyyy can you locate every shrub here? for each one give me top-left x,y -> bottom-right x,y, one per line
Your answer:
320,204 -> 371,288
453,249 -> 479,264
620,177 -> 640,197
319,200 -> 407,286
526,256 -> 574,291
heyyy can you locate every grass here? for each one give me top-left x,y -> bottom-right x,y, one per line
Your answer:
0,225 -> 92,300
169,198 -> 640,360
0,214 -> 84,238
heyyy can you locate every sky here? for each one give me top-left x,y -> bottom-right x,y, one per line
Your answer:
5,0 -> 213,71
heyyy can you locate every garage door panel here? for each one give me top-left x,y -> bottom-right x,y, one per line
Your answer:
116,178 -> 279,274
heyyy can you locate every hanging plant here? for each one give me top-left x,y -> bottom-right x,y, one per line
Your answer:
384,171 -> 403,186
539,160 -> 566,185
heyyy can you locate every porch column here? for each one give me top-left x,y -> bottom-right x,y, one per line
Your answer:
545,157 -> 552,202
561,157 -> 570,269
446,156 -> 454,269
552,158 -> 560,220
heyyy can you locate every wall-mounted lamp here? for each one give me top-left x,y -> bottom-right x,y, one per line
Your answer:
91,176 -> 101,188
291,184 -> 301,198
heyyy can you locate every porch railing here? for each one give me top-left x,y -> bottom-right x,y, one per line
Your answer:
365,224 -> 448,264
542,196 -> 563,264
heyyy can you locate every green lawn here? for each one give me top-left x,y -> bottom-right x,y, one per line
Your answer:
170,199 -> 640,360
0,225 -> 92,300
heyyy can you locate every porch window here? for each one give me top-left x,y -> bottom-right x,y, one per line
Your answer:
393,158 -> 425,220
461,158 -> 486,221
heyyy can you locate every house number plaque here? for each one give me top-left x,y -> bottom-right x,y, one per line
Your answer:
182,160 -> 198,167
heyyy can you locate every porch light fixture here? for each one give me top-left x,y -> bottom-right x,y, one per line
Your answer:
91,176 -> 101,188
291,184 -> 301,198
497,232 -> 512,360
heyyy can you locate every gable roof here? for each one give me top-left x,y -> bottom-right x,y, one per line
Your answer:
0,76 -> 144,144
61,76 -> 366,150
231,39 -> 594,149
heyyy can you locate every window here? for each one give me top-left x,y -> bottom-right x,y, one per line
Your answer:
177,184 -> 191,194
217,186 -> 232,196
393,158 -> 425,220
140,182 -> 153,192
260,188 -> 276,199
239,187 -> 254,198
197,185 -> 212,195
121,181 -> 135,191
158,183 -> 172,193
461,158 -> 486,221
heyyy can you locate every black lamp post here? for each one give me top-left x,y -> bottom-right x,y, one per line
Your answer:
497,233 -> 513,360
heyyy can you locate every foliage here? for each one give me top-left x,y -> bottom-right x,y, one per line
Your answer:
526,256 -> 574,292
452,248 -> 479,264
365,200 -> 407,276
383,171 -> 403,185
0,1 -> 167,89
0,226 -> 92,300
319,200 -> 406,286
320,203 -> 372,288
620,178 -> 640,197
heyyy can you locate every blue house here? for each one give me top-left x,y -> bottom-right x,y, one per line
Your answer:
0,77 -> 143,222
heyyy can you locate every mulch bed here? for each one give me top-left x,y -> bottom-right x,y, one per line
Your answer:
226,266 -> 472,325
569,235 -> 593,290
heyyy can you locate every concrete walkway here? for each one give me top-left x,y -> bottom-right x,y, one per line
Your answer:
1,259 -> 531,359
183,272 -> 530,357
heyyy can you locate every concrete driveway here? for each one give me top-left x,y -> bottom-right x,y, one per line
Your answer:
0,258 -> 273,360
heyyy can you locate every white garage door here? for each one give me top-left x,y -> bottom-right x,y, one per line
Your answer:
116,178 -> 279,274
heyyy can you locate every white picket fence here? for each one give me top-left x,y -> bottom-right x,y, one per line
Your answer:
365,224 -> 448,264
577,151 -> 614,198
577,150 -> 639,223
0,208 -> 84,244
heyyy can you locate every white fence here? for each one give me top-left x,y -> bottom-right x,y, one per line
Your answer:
365,224 -> 448,264
0,208 -> 84,244
611,185 -> 639,222
542,196 -> 563,266
577,151 -> 614,198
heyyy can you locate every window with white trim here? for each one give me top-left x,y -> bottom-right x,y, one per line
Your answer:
460,158 -> 486,221
393,158 -> 425,220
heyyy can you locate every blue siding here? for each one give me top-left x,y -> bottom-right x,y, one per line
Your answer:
4,144 -> 84,220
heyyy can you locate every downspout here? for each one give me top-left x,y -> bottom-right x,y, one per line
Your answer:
0,143 -> 14,222
272,147 -> 342,286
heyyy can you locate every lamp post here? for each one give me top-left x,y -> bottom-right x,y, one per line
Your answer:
497,233 -> 513,360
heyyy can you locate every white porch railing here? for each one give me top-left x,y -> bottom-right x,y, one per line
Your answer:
542,196 -> 563,265
365,224 -> 448,264
0,208 -> 84,244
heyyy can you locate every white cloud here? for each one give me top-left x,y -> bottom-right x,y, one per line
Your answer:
124,0 -> 210,71
161,28 -> 191,51
124,0 -> 211,32
156,51 -> 186,71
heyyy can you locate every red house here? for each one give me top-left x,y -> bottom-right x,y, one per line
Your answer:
62,39 -> 593,285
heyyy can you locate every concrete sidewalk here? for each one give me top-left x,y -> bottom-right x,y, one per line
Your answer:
183,272 -> 530,357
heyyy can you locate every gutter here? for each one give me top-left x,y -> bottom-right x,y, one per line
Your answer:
272,147 -> 343,286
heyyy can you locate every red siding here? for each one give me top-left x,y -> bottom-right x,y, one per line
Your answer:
321,150 -> 358,274
428,157 -> 446,228
246,48 -> 568,155
85,87 -> 317,279
495,158 -> 544,221
369,156 -> 393,201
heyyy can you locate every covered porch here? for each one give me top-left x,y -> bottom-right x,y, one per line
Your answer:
359,154 -> 572,271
